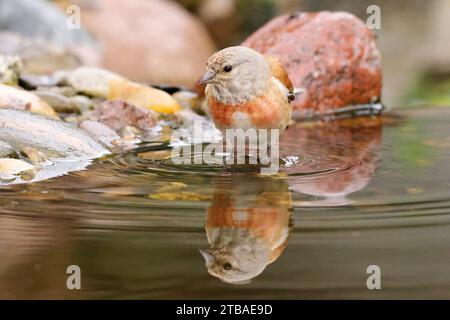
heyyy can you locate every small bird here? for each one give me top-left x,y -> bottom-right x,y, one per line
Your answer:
200,46 -> 295,135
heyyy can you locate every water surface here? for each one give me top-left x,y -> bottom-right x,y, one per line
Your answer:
1,106 -> 450,299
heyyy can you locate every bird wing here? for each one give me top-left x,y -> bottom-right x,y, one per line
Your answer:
265,55 -> 294,93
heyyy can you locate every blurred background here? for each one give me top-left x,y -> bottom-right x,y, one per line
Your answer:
1,0 -> 449,107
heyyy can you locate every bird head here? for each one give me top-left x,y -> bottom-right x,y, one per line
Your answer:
200,46 -> 270,104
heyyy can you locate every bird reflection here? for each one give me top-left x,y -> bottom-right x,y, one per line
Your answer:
200,174 -> 292,284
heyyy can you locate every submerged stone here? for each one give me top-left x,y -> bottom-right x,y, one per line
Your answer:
0,109 -> 108,160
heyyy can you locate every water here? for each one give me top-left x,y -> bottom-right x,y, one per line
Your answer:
1,106 -> 450,299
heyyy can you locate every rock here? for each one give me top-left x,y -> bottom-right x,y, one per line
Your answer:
119,126 -> 140,140
19,74 -> 65,90
174,109 -> 207,126
74,0 -> 215,86
0,158 -> 34,175
0,141 -> 16,158
35,86 -> 77,97
242,12 -> 382,115
0,32 -> 84,74
45,86 -> 77,98
20,147 -> 50,164
0,55 -> 22,85
0,84 -> 58,118
0,0 -> 100,68
0,109 -> 108,159
89,100 -> 159,132
170,111 -> 222,146
67,67 -> 124,98
66,67 -> 181,114
33,86 -> 97,114
108,78 -> 181,114
69,95 -> 99,113
33,90 -> 78,113
79,120 -> 120,147
172,90 -> 202,112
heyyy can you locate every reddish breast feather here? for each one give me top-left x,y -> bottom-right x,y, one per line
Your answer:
208,97 -> 234,128
208,94 -> 282,129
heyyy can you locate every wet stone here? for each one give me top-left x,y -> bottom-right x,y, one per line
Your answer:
0,158 -> 34,176
20,147 -> 50,164
79,120 -> 120,147
0,108 -> 108,160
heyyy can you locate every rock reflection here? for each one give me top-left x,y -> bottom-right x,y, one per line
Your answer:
284,117 -> 382,205
201,174 -> 292,284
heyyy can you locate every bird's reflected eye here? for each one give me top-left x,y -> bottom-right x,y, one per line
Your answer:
223,65 -> 232,73
223,263 -> 232,270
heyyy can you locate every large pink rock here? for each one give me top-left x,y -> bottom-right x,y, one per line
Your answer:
75,0 -> 215,86
242,12 -> 382,115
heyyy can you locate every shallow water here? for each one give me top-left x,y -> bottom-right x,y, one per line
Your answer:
1,106 -> 450,299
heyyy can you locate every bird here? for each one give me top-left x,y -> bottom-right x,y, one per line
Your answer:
199,46 -> 296,136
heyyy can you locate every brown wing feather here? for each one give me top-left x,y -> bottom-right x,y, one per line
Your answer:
265,55 -> 294,93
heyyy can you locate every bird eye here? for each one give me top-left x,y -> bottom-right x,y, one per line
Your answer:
223,65 -> 232,73
223,263 -> 232,270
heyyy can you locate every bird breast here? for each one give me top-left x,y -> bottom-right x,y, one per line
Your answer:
206,78 -> 291,131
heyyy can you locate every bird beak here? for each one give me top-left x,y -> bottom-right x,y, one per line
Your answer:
199,249 -> 215,264
199,70 -> 216,85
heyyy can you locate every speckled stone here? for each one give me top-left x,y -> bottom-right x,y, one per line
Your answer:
242,11 -> 382,114
89,100 -> 159,132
